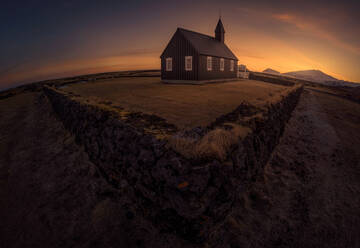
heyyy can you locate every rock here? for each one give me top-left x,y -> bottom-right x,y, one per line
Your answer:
43,84 -> 304,246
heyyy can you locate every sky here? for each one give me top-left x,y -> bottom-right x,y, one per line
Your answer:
1,0 -> 359,89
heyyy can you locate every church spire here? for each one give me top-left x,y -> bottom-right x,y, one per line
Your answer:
215,18 -> 225,43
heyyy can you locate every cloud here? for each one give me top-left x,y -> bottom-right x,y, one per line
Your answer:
272,13 -> 360,55
0,54 -> 160,89
112,48 -> 162,57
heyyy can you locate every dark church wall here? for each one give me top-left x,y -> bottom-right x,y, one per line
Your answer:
161,30 -> 198,80
198,55 -> 238,81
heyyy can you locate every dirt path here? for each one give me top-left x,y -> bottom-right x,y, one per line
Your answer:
226,89 -> 360,248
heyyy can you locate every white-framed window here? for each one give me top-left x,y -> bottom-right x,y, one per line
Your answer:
230,60 -> 234,71
207,56 -> 212,71
220,58 -> 224,71
185,56 -> 192,71
166,57 -> 172,71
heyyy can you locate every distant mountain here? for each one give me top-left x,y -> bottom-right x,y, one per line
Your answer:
259,68 -> 359,87
263,68 -> 280,75
282,69 -> 359,87
283,70 -> 338,83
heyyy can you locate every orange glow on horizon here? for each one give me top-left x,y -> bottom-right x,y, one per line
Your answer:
1,5 -> 359,88
1,50 -> 358,88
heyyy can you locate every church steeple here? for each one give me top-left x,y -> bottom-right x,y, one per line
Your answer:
215,18 -> 225,43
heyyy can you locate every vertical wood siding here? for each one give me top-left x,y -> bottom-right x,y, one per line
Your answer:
161,30 -> 198,80
161,29 -> 238,81
198,55 -> 238,80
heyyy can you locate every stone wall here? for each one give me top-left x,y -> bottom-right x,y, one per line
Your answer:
249,72 -> 296,86
44,84 -> 303,246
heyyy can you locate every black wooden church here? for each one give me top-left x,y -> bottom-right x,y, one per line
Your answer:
160,18 -> 238,83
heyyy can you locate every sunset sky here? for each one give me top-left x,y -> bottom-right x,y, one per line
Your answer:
1,0 -> 359,89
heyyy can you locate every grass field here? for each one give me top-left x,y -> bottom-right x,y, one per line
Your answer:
63,77 -> 291,128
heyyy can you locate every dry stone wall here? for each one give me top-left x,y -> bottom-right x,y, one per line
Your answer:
44,84 -> 303,245
249,72 -> 296,86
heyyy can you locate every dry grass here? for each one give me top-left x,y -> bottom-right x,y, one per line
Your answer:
52,82 -> 301,161
47,87 -> 173,139
48,87 -> 252,160
168,123 -> 251,161
64,77 -> 291,128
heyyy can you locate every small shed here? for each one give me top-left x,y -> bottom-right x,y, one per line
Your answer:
238,64 -> 249,79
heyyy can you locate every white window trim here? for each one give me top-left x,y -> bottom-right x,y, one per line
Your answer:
220,58 -> 224,71
207,56 -> 212,71
185,56 -> 192,71
166,57 -> 172,71
230,60 -> 234,72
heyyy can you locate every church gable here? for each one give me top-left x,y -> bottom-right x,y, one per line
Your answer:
160,29 -> 197,59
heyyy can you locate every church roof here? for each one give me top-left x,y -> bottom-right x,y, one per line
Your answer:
177,28 -> 237,60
